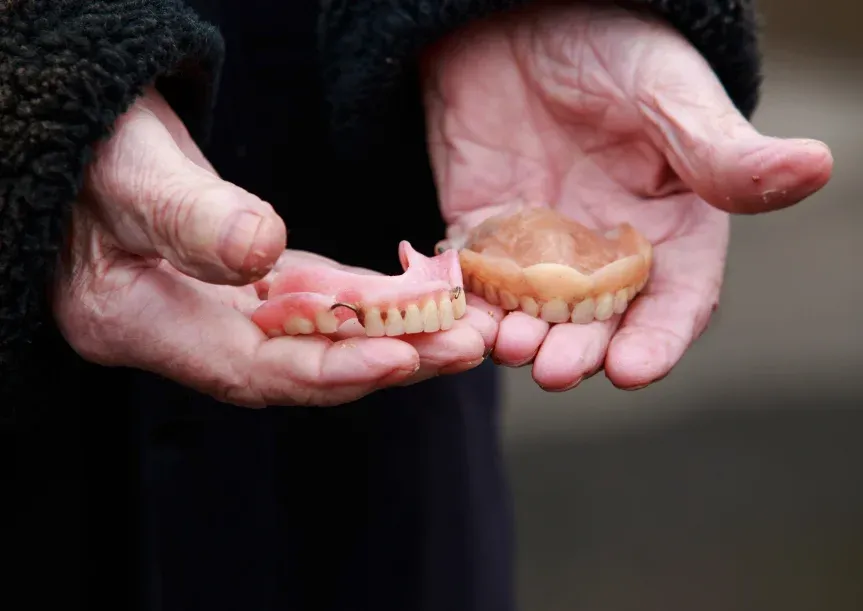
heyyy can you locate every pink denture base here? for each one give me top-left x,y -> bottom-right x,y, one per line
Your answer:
251,241 -> 464,334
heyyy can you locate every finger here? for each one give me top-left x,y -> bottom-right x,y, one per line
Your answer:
87,98 -> 286,285
604,200 -> 728,389
635,29 -> 833,214
531,317 -> 621,392
255,335 -> 420,406
396,320 -> 487,385
462,295 -> 505,355
492,311 -> 549,367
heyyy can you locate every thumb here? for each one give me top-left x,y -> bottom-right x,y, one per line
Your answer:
87,101 -> 286,285
637,37 -> 833,214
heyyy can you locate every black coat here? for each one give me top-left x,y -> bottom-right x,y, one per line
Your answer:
4,1 -> 761,609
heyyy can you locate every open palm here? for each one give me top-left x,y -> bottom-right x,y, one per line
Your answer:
422,4 -> 832,391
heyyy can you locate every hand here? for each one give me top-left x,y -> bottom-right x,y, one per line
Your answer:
54,89 -> 492,408
422,4 -> 832,391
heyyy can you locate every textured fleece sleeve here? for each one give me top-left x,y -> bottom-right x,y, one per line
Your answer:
0,0 -> 225,401
318,0 -> 761,155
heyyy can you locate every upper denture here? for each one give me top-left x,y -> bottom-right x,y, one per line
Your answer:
438,205 -> 653,324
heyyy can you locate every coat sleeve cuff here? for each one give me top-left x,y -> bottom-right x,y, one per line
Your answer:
0,0 -> 225,412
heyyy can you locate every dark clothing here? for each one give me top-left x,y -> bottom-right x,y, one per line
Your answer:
3,1 -> 762,610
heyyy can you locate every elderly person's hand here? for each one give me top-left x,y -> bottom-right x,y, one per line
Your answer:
54,89 -> 493,408
424,4 -> 833,391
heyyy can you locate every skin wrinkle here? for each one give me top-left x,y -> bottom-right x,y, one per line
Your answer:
433,20 -> 563,207
445,63 -> 532,153
75,224 -> 144,309
217,359 -> 265,408
249,342 -> 308,406
88,124 -> 162,251
526,11 -> 630,125
621,303 -> 690,347
535,315 -> 621,386
67,263 -> 151,365
150,178 -> 195,258
518,15 -> 690,206
636,99 -> 703,186
515,30 -> 577,191
609,320 -> 680,376
517,17 -> 568,197
151,283 -> 259,399
631,247 -> 723,318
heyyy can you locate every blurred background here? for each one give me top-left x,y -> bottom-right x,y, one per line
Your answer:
501,1 -> 863,609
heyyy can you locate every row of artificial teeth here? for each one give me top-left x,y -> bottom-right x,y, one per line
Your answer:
465,274 -> 646,324
278,289 -> 467,337
362,289 -> 466,337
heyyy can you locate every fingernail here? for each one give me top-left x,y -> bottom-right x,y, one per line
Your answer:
220,211 -> 264,272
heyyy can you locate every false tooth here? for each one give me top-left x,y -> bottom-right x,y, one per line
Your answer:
364,307 -> 386,337
571,298 -> 596,324
439,297 -> 455,330
499,290 -> 519,310
594,293 -> 614,321
484,284 -> 499,305
385,307 -> 405,336
422,301 -> 440,333
540,298 -> 570,323
520,296 -> 539,317
315,311 -> 339,334
284,317 -> 315,335
452,290 -> 466,319
613,289 -> 629,314
404,304 -> 424,334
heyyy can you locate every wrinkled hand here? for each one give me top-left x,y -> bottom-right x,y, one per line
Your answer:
423,4 -> 832,391
54,89 -> 491,408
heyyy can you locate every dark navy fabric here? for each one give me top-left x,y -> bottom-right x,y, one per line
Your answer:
130,1 -> 514,610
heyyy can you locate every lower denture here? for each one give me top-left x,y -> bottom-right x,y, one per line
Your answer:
436,203 -> 653,325
251,241 -> 467,338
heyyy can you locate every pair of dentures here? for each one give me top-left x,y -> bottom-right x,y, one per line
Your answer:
251,205 -> 652,337
251,241 -> 467,338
